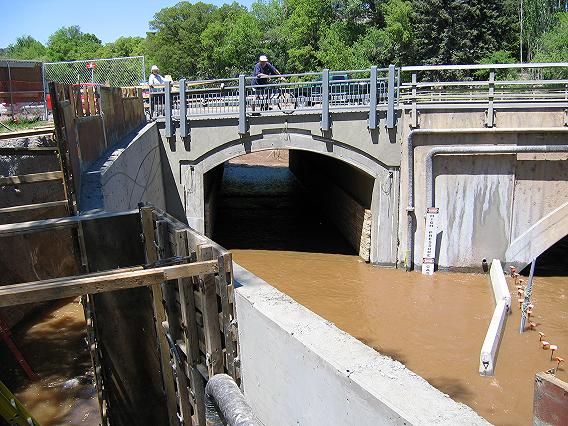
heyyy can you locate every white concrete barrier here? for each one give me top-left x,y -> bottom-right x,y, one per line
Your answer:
234,264 -> 489,426
479,259 -> 511,376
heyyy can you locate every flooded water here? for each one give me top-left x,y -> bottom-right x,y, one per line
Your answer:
0,298 -> 99,426
213,151 -> 568,426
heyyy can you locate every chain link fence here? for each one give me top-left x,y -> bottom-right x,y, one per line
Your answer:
43,56 -> 146,87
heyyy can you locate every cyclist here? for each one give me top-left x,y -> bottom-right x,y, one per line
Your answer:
253,55 -> 282,111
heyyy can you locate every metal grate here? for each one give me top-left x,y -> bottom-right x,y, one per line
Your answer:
44,56 -> 146,87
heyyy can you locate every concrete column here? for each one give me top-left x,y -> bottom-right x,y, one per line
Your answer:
182,165 -> 205,233
370,168 -> 399,265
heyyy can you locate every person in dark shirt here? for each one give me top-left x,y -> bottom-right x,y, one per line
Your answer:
253,54 -> 281,85
253,54 -> 282,111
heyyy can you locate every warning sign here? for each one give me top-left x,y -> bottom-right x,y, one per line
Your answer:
86,62 -> 96,69
421,207 -> 439,275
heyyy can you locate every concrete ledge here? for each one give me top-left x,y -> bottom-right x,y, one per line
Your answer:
234,264 -> 489,426
479,260 -> 511,376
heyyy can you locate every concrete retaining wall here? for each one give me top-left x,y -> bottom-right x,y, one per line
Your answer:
80,122 -> 166,212
234,264 -> 489,426
398,109 -> 568,270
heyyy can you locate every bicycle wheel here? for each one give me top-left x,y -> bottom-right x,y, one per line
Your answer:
277,91 -> 296,114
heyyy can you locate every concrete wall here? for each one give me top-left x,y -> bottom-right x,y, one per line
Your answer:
398,109 -> 568,271
234,264 -> 489,426
153,104 -> 568,270
80,122 -> 166,213
289,151 -> 374,261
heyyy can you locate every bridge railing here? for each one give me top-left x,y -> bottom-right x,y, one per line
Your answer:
152,62 -> 568,135
152,66 -> 395,135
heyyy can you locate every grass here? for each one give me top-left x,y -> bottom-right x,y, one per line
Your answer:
0,117 -> 52,134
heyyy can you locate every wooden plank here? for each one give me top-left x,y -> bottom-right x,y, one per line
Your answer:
139,206 -> 180,426
156,221 -> 195,425
217,252 -> 237,378
0,147 -> 58,155
0,171 -> 63,186
0,200 -> 68,214
0,261 -> 218,307
0,127 -> 54,140
196,244 -> 224,377
88,87 -> 97,116
175,229 -> 206,426
0,209 -> 138,238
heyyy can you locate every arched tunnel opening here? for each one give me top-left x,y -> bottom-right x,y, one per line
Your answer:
205,149 -> 374,258
521,235 -> 568,276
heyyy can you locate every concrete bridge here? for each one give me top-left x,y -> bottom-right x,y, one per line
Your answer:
89,62 -> 568,271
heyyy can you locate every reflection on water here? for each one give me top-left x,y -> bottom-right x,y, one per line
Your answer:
0,298 -> 99,426
214,155 -> 568,426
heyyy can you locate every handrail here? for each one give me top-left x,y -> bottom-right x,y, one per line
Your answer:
149,63 -> 568,133
401,62 -> 568,72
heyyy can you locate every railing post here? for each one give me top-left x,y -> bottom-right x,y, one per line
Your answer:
411,73 -> 418,128
386,64 -> 396,129
164,80 -> 173,138
486,70 -> 495,127
179,79 -> 189,138
238,74 -> 248,135
321,68 -> 330,131
368,66 -> 378,130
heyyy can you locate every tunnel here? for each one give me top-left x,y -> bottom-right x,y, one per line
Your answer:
200,149 -> 376,261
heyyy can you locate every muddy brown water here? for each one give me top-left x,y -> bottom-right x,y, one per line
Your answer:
213,152 -> 568,426
2,150 -> 565,426
0,298 -> 99,426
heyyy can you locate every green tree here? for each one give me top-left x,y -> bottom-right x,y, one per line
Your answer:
411,0 -> 517,66
283,0 -> 334,72
46,26 -> 102,61
520,0 -> 562,61
251,0 -> 288,71
4,36 -> 47,60
147,1 -> 218,79
533,12 -> 568,77
378,0 -> 413,65
96,36 -> 145,59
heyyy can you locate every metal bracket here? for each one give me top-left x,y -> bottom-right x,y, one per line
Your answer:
410,73 -> 419,128
485,71 -> 495,127
179,78 -> 190,139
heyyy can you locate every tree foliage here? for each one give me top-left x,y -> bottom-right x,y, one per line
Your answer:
46,26 -> 102,61
4,0 -> 567,81
3,36 -> 47,60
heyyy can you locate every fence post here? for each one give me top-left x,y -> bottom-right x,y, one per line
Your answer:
321,68 -> 331,131
368,66 -> 378,130
386,64 -> 396,129
179,79 -> 189,138
411,73 -> 418,128
165,80 -> 173,138
238,74 -> 248,135
486,70 -> 495,127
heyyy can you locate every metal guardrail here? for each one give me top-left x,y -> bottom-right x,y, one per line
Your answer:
150,62 -> 568,135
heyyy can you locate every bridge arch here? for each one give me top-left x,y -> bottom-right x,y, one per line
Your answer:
505,201 -> 568,270
191,129 -> 387,178
182,129 -> 399,265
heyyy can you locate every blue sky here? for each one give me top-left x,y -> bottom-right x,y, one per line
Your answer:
1,0 -> 254,48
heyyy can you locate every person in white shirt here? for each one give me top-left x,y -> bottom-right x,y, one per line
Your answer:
148,65 -> 166,117
148,65 -> 165,87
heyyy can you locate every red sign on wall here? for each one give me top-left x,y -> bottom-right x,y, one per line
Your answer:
86,62 -> 96,69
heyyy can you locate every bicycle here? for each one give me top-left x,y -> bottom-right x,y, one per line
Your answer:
251,77 -> 296,115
